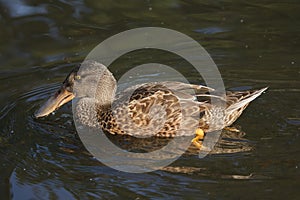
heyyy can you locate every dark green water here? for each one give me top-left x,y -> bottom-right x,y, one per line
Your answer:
0,0 -> 299,199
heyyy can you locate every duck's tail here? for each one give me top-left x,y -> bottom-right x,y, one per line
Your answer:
225,87 -> 268,126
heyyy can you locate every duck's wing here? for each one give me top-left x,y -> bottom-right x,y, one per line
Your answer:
112,82 -> 211,137
118,81 -> 214,100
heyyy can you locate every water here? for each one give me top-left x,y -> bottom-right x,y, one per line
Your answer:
0,0 -> 299,199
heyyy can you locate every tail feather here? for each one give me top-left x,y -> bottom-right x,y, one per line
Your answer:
226,87 -> 268,115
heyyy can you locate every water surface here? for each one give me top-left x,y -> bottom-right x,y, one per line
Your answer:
0,0 -> 299,199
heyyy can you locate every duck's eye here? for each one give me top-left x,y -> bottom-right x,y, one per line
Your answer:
75,75 -> 81,80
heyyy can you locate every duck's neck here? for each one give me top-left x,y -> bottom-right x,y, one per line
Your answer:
74,67 -> 117,128
94,69 -> 117,108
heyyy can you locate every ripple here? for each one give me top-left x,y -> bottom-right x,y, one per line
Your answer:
0,0 -> 47,18
195,27 -> 229,34
20,82 -> 61,103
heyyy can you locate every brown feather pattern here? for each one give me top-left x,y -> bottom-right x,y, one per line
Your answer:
95,82 -> 267,137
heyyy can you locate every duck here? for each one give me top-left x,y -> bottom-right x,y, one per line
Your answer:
35,60 -> 267,149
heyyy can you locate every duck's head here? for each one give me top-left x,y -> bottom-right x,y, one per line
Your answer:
34,66 -> 80,118
35,61 -> 116,118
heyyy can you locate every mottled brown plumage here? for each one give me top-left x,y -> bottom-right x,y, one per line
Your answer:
35,60 -> 267,140
96,82 -> 266,138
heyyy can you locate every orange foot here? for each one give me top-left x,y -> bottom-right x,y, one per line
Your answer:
191,128 -> 204,149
